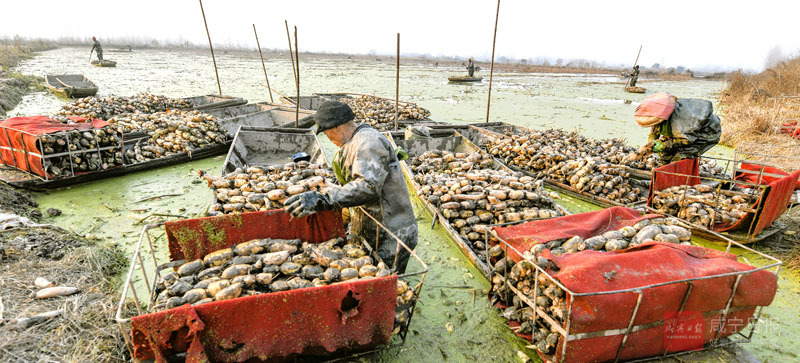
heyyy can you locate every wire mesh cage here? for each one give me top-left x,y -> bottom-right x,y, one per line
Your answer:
486,214 -> 781,363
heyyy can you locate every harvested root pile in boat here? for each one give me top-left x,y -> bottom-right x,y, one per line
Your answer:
154,236 -> 415,334
341,95 -> 431,131
698,158 -> 727,179
651,184 -> 754,227
122,110 -> 227,162
488,217 -> 692,354
200,161 -> 337,215
487,129 -> 654,171
38,126 -> 124,178
486,129 -> 728,180
545,157 -> 644,204
409,150 -> 564,255
53,93 -> 194,121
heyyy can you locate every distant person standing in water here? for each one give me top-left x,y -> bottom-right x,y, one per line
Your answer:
90,37 -> 103,62
464,58 -> 476,77
629,65 -> 640,87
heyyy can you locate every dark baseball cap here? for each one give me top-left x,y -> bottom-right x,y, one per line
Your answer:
315,101 -> 355,134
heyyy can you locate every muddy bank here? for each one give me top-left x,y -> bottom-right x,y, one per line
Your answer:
0,42 -> 51,117
0,182 -> 40,220
0,219 -> 127,361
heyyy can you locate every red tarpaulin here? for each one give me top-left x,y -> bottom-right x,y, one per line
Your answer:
132,209 -> 395,362
753,170 -> 800,235
648,159 -> 799,235
735,162 -> 800,190
0,115 -> 110,178
492,207 -> 778,363
493,206 -> 658,262
647,158 -> 701,206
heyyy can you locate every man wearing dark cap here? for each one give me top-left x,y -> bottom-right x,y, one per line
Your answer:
284,101 -> 418,273
90,36 -> 103,62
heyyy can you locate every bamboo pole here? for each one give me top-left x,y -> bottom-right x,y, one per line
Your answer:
294,26 -> 299,127
198,0 -> 221,95
252,24 -> 274,103
633,45 -> 643,67
394,33 -> 400,132
486,0 -> 500,123
285,20 -> 297,90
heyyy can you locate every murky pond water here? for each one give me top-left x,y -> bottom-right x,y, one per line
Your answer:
11,47 -> 797,362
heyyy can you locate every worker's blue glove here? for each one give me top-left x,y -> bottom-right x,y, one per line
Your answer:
283,191 -> 334,218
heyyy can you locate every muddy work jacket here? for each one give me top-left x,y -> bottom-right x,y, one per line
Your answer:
327,124 -> 418,273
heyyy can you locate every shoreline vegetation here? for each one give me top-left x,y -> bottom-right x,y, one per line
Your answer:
718,56 -> 800,270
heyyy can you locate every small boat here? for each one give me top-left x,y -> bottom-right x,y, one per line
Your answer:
625,86 -> 646,93
222,126 -> 327,174
448,75 -> 483,83
45,74 -> 98,98
182,94 -> 247,111
91,60 -> 117,67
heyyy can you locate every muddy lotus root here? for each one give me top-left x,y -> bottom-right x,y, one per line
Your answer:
409,149 -> 564,257
118,109 -> 227,163
54,93 -> 194,122
153,236 -> 415,333
651,185 -> 753,227
340,95 -> 431,131
155,236 -> 389,310
487,217 -> 692,355
37,126 -> 124,179
200,162 -> 337,215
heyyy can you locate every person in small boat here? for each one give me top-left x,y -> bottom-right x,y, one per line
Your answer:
464,58 -> 476,77
634,92 -> 721,166
284,101 -> 418,273
90,37 -> 103,62
628,65 -> 640,87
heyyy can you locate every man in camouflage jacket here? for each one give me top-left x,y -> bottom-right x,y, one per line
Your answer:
285,101 -> 418,273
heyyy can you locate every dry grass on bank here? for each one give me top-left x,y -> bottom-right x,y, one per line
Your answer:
718,57 -> 800,170
0,226 -> 128,362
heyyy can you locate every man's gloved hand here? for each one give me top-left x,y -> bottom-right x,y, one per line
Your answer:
652,140 -> 664,153
653,140 -> 674,153
283,191 -> 333,218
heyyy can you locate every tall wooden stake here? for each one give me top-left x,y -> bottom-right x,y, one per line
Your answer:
394,33 -> 400,131
199,0 -> 221,95
486,0 -> 500,123
294,26 -> 299,127
253,24 -> 274,103
285,20 -> 298,92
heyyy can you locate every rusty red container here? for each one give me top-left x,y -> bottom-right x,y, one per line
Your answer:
120,210 -> 400,362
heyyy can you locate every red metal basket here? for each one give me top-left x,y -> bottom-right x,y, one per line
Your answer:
115,208 -> 427,362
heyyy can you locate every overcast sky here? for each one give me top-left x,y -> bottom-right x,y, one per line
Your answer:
2,0 -> 798,71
